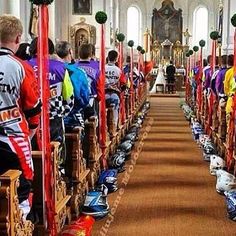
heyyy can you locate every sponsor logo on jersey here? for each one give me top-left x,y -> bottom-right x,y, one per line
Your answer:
0,105 -> 21,125
0,72 -> 17,95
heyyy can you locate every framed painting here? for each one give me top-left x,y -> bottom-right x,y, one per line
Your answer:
73,0 -> 92,15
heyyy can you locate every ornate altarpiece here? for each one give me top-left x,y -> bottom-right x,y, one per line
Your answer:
152,0 -> 183,45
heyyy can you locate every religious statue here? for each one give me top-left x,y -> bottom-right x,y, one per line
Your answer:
29,4 -> 39,38
183,28 -> 192,46
151,40 -> 160,65
78,34 -> 88,46
164,19 -> 170,38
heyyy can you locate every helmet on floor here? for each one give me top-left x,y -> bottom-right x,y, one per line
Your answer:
118,140 -> 133,153
81,185 -> 109,220
225,190 -> 236,221
191,122 -> 204,140
123,132 -> 137,143
109,151 -> 126,173
202,153 -> 211,162
128,125 -> 140,135
209,155 -> 225,175
98,169 -> 118,193
216,170 -> 236,194
198,134 -> 211,148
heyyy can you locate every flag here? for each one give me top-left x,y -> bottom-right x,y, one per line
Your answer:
38,5 -> 56,235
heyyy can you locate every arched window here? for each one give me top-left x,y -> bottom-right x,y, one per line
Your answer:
127,6 -> 142,45
193,6 -> 208,46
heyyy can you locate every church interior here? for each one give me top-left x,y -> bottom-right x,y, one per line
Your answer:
1,0 -> 236,235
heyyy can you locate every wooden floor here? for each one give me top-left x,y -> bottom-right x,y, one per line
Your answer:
92,97 -> 236,236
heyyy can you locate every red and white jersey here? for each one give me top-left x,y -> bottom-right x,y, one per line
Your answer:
105,63 -> 122,92
0,48 -> 41,138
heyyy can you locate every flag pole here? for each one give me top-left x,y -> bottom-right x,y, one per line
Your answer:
95,11 -> 108,169
30,0 -> 56,234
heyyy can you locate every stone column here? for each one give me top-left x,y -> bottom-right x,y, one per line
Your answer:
0,0 -> 8,15
115,0 -> 120,30
222,0 -> 229,53
5,0 -> 20,17
20,0 -> 32,42
48,1 -> 55,42
110,0 -> 116,49
227,0 -> 236,53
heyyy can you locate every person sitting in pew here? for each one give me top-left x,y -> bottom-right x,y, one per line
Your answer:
216,55 -> 233,101
223,54 -> 235,124
28,38 -> 74,167
55,41 -> 90,131
105,50 -> 126,128
0,15 -> 41,220
76,44 -> 101,122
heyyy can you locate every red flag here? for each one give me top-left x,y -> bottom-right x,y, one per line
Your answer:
206,40 -> 216,134
118,42 -> 123,69
118,42 -> 126,124
99,24 -> 107,168
197,47 -> 203,113
144,61 -> 153,76
210,40 -> 216,74
130,47 -> 134,112
38,5 -> 56,235
138,51 -> 141,74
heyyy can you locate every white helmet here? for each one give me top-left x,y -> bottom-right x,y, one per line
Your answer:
216,170 -> 236,194
210,155 -> 225,175
198,134 -> 211,148
203,153 -> 211,162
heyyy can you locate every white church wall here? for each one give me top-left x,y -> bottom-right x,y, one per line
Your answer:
0,0 -> 234,59
226,0 -> 236,54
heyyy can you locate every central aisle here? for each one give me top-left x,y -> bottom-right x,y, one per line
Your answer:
93,97 -> 236,236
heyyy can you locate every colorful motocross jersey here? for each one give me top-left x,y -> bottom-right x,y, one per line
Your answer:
215,67 -> 227,96
210,68 -> 220,96
77,60 -> 100,96
28,57 -> 74,119
203,67 -> 212,91
224,67 -> 236,97
0,48 -> 41,137
66,63 -> 89,109
224,67 -> 236,114
105,63 -> 122,93
0,48 -> 41,180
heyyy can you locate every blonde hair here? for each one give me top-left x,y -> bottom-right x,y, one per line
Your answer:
0,15 -> 23,43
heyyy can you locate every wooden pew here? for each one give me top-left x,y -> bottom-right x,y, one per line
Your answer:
0,170 -> 34,236
65,127 -> 89,219
214,102 -> 227,157
32,142 -> 71,235
84,116 -> 102,188
107,104 -> 119,155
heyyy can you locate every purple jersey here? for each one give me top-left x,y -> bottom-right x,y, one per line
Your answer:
215,67 -> 227,96
203,67 -> 212,90
28,57 -> 74,119
77,60 -> 100,96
